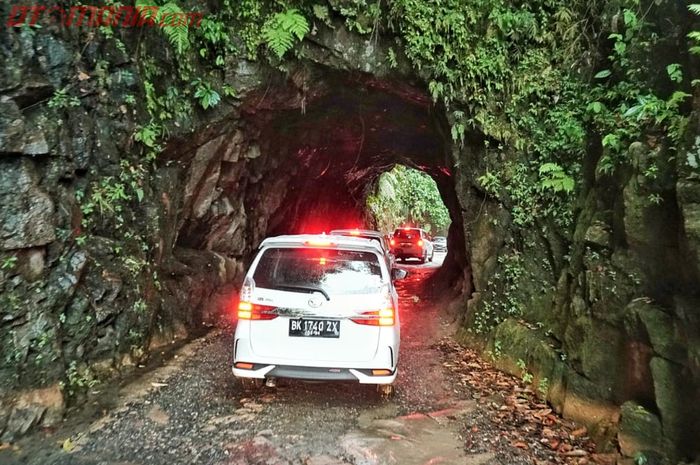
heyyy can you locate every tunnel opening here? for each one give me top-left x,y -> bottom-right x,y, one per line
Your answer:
168,69 -> 471,320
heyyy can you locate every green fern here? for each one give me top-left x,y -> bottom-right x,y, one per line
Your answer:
136,0 -> 189,54
262,9 -> 310,58
159,2 -> 189,54
690,4 -> 700,15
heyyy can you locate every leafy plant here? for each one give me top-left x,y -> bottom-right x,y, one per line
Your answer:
62,361 -> 99,397
1,256 -> 18,270
47,88 -> 80,109
192,80 -> 221,109
262,9 -> 309,58
538,163 -> 574,193
136,0 -> 190,54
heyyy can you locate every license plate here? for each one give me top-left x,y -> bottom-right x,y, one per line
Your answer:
289,319 -> 340,338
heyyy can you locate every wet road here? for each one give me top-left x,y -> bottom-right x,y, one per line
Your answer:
4,253 -> 496,465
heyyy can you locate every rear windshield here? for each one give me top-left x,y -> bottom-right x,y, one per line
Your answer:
253,247 -> 384,295
394,229 -> 421,240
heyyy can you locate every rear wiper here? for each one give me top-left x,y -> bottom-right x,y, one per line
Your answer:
274,285 -> 330,301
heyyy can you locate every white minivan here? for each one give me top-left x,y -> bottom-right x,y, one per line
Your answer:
232,234 -> 406,394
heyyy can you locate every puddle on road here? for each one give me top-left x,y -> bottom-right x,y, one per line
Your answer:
341,401 -> 494,465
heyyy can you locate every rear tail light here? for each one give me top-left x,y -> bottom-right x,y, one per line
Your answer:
238,301 -> 278,320
418,240 -> 423,246
372,369 -> 392,376
351,307 -> 395,326
234,362 -> 254,369
390,239 -> 395,246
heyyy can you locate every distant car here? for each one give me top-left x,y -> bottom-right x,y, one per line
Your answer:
433,236 -> 447,252
232,234 -> 407,395
330,229 -> 395,270
390,228 -> 434,263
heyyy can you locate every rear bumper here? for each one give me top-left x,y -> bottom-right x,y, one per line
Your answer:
232,364 -> 397,384
392,247 -> 423,257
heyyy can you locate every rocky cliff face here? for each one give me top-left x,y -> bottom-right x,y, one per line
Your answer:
457,95 -> 700,463
0,6 -> 698,463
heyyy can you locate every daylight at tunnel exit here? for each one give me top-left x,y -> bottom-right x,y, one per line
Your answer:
1,2 -> 700,465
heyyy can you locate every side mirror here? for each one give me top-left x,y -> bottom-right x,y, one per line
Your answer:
391,268 -> 408,281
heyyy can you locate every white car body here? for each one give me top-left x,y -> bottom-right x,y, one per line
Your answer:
232,235 -> 401,385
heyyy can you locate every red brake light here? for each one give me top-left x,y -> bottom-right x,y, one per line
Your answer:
305,239 -> 335,247
238,302 -> 278,320
351,308 -> 395,326
390,239 -> 395,246
418,240 -> 423,246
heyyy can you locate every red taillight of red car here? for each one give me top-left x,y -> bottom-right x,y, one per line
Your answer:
351,308 -> 395,326
237,302 -> 278,320
390,239 -> 395,246
417,240 -> 423,246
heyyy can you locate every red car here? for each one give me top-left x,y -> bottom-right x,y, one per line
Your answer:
390,228 -> 434,263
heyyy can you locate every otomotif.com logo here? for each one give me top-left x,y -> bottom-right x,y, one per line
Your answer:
5,4 -> 204,28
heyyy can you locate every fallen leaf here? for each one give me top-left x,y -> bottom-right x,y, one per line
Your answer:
570,427 -> 588,438
77,71 -> 90,81
513,441 -> 529,449
62,438 -> 75,452
563,449 -> 589,457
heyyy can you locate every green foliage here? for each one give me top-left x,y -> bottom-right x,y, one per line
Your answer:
192,80 -> 221,109
47,88 -> 80,109
136,0 -> 189,54
1,256 -> 18,270
538,163 -> 574,193
61,361 -> 99,397
516,359 -> 535,384
327,0 -> 381,34
367,165 -> 450,234
538,377 -> 549,398
78,160 -> 146,230
262,9 -> 309,58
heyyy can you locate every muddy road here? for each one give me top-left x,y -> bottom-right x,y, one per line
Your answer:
3,254 -> 596,465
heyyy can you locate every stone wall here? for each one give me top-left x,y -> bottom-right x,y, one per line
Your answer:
456,113 -> 700,463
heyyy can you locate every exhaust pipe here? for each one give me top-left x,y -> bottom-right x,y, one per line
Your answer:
265,377 -> 277,388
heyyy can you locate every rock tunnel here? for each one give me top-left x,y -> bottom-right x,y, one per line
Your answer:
163,67 -> 470,317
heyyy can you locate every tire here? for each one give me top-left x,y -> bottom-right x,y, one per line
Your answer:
377,384 -> 395,398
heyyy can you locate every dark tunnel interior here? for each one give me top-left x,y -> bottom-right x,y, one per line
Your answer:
172,71 -> 471,295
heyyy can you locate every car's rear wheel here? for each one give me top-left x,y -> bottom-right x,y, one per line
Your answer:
377,384 -> 395,397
